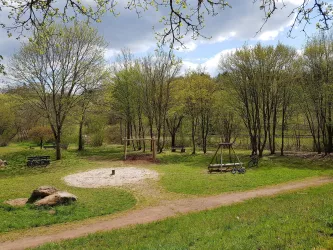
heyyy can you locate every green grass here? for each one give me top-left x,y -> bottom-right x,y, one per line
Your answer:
0,145 -> 136,233
37,182 -> 333,250
1,143 -> 333,235
156,152 -> 333,195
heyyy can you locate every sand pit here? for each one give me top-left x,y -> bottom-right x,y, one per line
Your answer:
64,167 -> 159,188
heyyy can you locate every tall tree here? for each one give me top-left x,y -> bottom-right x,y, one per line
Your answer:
10,23 -> 107,159
0,93 -> 20,146
301,32 -> 333,154
220,43 -> 297,157
173,70 -> 215,154
141,51 -> 181,153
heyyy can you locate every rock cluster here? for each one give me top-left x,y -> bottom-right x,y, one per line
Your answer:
4,186 -> 77,207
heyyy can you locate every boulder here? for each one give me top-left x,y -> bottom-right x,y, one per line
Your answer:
34,191 -> 77,206
0,159 -> 7,167
4,198 -> 28,207
27,186 -> 59,203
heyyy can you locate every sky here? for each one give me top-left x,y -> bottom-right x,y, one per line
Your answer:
0,0 -> 319,79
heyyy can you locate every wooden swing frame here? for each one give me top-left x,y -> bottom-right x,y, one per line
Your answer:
208,143 -> 243,173
123,137 -> 156,161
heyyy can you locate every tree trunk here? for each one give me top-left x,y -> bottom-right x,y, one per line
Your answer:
171,133 -> 176,148
327,102 -> 332,153
55,134 -> 61,160
78,121 -> 84,151
127,120 -> 131,146
281,106 -> 286,156
191,118 -> 196,154
40,138 -> 43,150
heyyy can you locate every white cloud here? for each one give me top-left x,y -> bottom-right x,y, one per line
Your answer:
257,30 -> 280,41
105,48 -> 121,60
181,48 -> 238,76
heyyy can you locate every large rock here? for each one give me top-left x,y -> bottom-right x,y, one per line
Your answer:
4,198 -> 28,207
34,191 -> 77,206
0,159 -> 7,168
27,186 -> 59,203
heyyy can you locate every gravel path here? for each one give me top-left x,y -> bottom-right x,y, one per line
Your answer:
1,176 -> 332,250
63,167 -> 159,188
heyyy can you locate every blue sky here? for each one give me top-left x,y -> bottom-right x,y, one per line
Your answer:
0,0 -> 320,78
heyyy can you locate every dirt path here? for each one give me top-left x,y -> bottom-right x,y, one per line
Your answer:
1,176 -> 332,250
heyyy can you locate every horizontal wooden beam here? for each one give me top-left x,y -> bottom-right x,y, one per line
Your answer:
123,138 -> 154,141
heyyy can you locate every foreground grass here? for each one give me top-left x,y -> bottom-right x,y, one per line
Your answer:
0,146 -> 136,233
38,182 -> 333,250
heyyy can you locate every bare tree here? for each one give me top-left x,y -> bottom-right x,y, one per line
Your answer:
141,51 -> 181,153
10,22 -> 107,159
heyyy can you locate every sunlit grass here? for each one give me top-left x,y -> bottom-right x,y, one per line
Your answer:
0,145 -> 136,233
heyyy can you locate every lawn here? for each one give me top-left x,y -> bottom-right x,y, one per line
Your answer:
37,182 -> 333,250
1,143 -> 333,235
0,145 -> 136,233
155,152 -> 333,195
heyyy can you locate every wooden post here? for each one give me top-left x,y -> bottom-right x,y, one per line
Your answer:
152,136 -> 156,161
124,138 -> 127,160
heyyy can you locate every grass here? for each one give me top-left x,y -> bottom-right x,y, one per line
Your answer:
0,145 -> 136,233
37,182 -> 333,250
155,152 -> 333,195
1,143 -> 333,235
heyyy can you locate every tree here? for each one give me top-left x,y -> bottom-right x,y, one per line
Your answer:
77,90 -> 96,151
28,126 -> 53,149
110,50 -> 146,150
300,32 -> 333,154
0,93 -> 20,146
10,22 -> 107,160
141,51 -> 181,153
167,81 -> 185,148
77,69 -> 109,151
220,43 -> 297,157
173,70 -> 215,154
213,77 -> 241,144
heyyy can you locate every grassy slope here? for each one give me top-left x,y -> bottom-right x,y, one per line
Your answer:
38,183 -> 333,250
0,145 -> 136,233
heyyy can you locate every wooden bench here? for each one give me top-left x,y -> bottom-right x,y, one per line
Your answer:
171,146 -> 185,153
27,156 -> 51,167
43,145 -> 56,149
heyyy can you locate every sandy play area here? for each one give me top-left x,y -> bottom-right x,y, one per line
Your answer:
63,167 -> 159,188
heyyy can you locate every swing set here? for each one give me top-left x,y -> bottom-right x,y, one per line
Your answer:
208,143 -> 245,174
123,137 -> 157,161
